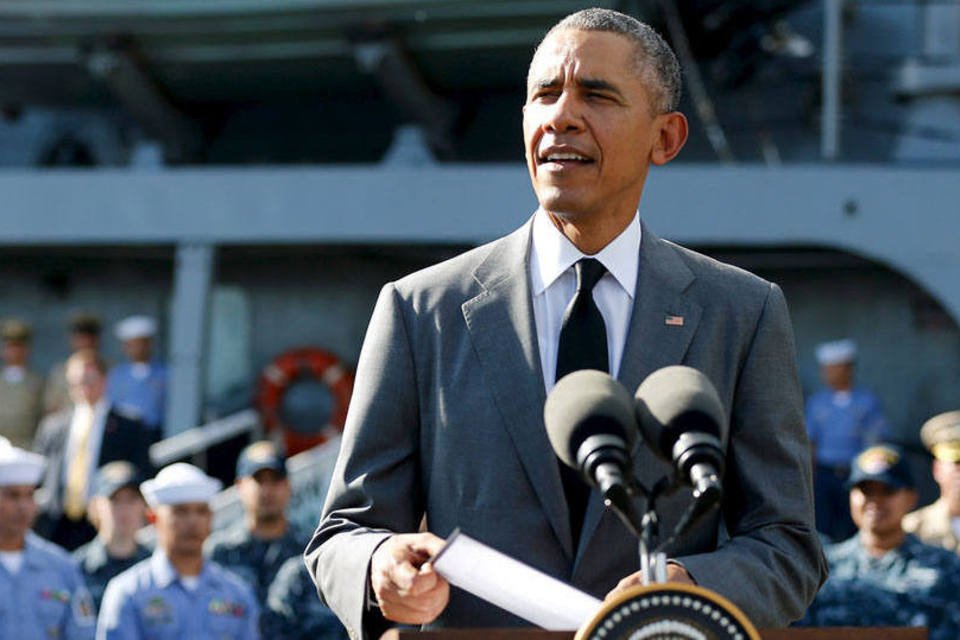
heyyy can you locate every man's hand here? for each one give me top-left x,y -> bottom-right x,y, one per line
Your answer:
370,532 -> 450,625
605,563 -> 695,601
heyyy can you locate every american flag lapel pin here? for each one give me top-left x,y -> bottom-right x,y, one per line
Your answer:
665,314 -> 684,327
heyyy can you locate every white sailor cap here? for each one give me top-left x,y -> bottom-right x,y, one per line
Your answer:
0,436 -> 46,487
140,463 -> 222,508
115,315 -> 157,341
815,338 -> 857,366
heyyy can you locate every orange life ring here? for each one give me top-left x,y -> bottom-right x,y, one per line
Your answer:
256,347 -> 354,455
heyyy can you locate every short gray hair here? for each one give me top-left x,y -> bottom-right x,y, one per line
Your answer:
531,8 -> 682,114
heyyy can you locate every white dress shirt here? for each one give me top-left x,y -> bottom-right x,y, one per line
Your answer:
529,208 -> 641,392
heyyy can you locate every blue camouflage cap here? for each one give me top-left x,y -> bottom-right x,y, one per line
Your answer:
236,440 -> 287,479
848,444 -> 914,490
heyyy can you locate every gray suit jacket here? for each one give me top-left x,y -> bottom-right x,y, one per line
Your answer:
306,220 -> 826,638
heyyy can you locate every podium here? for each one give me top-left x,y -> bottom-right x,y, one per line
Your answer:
384,629 -> 926,639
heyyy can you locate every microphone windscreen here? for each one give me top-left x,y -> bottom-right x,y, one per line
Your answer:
634,366 -> 726,460
544,370 -> 637,469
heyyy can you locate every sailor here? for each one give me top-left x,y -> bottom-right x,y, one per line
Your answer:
0,319 -> 44,448
206,440 -> 306,608
799,444 -> 960,639
72,462 -> 152,610
106,316 -> 168,431
262,555 -> 347,640
0,436 -> 96,639
96,463 -> 259,639
805,338 -> 889,541
903,410 -> 960,554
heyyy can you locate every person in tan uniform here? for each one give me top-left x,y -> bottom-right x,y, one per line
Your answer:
44,313 -> 102,416
903,410 -> 960,554
0,319 -> 44,448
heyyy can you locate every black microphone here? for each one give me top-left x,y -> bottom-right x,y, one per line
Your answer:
544,370 -> 639,530
634,366 -> 726,507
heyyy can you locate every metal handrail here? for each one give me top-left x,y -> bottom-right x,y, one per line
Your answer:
149,408 -> 262,469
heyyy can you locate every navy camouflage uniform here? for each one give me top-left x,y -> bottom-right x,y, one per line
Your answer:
799,532 -> 960,639
73,538 -> 151,611
205,522 -> 307,607
262,555 -> 347,640
0,531 -> 96,640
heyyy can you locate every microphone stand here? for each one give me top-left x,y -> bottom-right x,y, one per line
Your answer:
636,476 -> 672,585
602,473 -> 673,586
610,473 -> 721,586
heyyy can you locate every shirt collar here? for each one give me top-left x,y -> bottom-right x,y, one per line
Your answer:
150,550 -> 214,589
81,539 -> 109,570
530,208 -> 640,297
130,362 -> 152,379
75,398 -> 109,419
23,532 -> 47,570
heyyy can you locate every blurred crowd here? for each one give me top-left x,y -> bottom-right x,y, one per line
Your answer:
1,313 -> 166,452
0,312 -> 346,639
0,436 -> 347,639
797,338 -> 960,639
3,310 -> 960,638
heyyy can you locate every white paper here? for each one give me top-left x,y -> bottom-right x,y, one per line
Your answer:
431,530 -> 602,630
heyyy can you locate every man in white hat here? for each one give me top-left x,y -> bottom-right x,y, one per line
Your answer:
107,315 -> 168,431
96,463 -> 259,639
0,436 -> 96,639
806,338 -> 889,542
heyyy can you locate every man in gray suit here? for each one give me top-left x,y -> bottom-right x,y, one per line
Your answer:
306,8 -> 826,639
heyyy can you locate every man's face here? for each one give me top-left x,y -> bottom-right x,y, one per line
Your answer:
237,469 -> 290,524
93,487 -> 147,539
122,337 -> 152,363
2,340 -> 28,367
66,361 -> 106,405
850,481 -> 916,538
0,485 -> 37,543
154,502 -> 211,557
933,458 -> 960,514
820,362 -> 854,390
523,29 -> 674,224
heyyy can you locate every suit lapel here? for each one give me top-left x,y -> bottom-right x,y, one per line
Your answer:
575,224 -> 702,569
462,221 -> 574,559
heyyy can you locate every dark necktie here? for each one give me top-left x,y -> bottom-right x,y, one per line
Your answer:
555,257 -> 609,550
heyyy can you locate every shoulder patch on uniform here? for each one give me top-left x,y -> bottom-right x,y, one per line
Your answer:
144,596 -> 174,626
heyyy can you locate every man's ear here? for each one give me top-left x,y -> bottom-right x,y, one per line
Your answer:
906,489 -> 919,512
651,112 -> 689,166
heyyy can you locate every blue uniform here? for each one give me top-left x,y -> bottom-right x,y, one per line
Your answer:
0,532 -> 96,640
806,387 -> 888,540
106,363 -> 167,430
798,533 -> 960,640
96,551 -> 259,640
806,387 -> 888,465
205,522 -> 307,607
73,539 -> 152,611
262,556 -> 347,640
